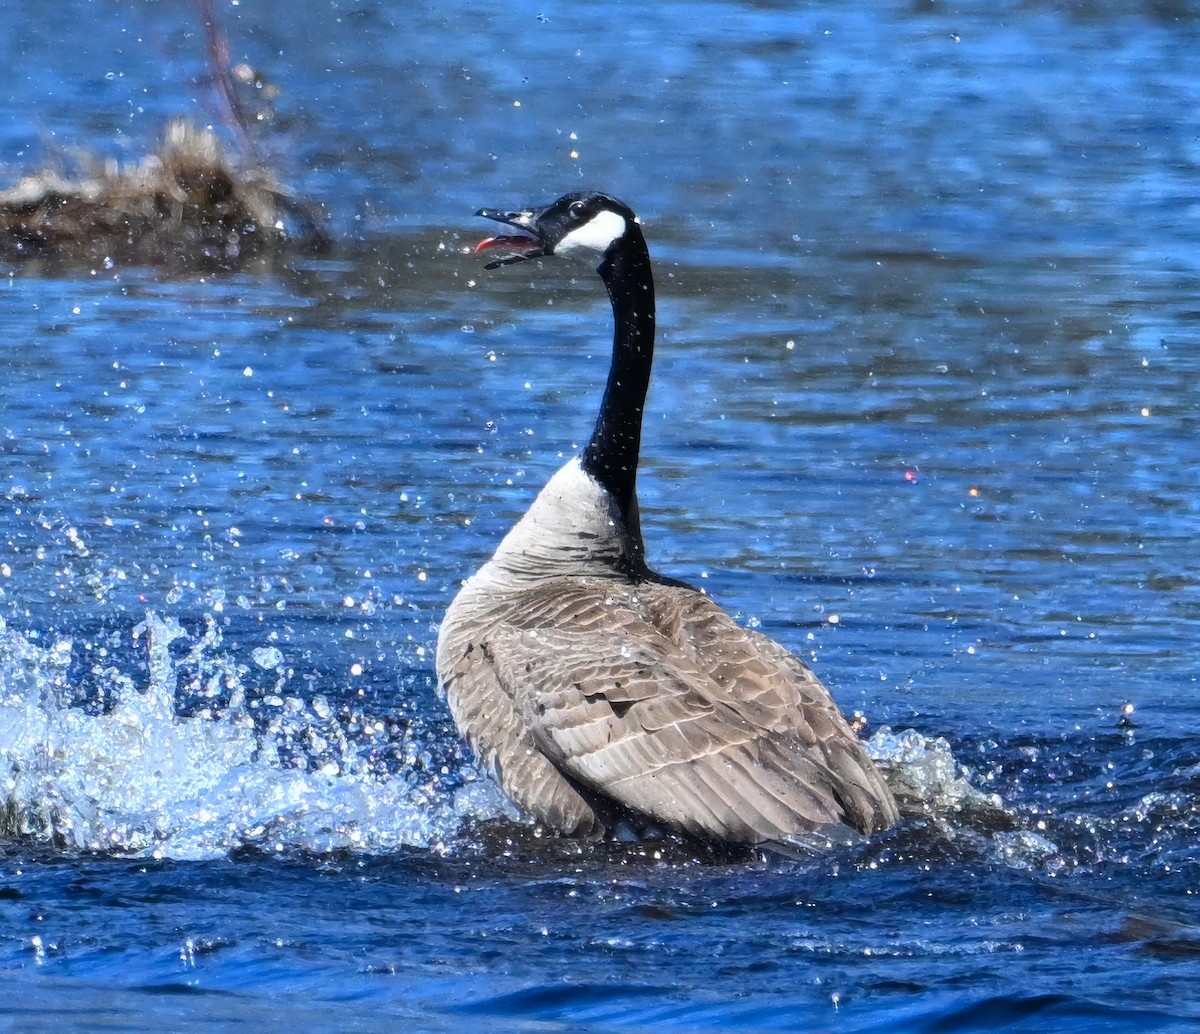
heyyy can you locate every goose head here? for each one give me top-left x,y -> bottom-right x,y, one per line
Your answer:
474,191 -> 639,269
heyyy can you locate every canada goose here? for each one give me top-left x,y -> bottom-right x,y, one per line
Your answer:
436,191 -> 898,847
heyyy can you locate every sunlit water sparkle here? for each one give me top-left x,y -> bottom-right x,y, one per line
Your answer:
1,0 -> 1198,1030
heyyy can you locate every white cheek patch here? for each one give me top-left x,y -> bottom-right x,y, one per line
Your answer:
554,209 -> 628,257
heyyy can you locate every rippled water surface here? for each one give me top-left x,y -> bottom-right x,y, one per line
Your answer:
2,1 -> 1199,1030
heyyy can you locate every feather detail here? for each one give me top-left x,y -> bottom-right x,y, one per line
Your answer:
438,572 -> 898,843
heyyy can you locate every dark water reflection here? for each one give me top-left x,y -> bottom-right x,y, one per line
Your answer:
1,0 -> 1199,1030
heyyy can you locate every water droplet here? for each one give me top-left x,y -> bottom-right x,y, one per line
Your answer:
251,646 -> 284,670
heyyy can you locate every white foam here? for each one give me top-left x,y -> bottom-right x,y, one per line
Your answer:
0,612 -> 508,859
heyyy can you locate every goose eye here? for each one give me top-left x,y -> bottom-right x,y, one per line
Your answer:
568,200 -> 586,220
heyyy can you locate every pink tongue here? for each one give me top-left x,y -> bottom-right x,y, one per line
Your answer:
475,234 -> 540,254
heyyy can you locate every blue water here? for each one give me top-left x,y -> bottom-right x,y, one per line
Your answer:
2,1 -> 1199,1030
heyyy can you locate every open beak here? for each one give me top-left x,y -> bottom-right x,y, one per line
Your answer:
474,207 -> 548,269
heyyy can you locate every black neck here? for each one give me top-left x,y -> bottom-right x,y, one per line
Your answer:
580,225 -> 655,545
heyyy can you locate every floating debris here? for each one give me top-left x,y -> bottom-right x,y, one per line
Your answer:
0,120 -> 328,271
1117,700 -> 1138,731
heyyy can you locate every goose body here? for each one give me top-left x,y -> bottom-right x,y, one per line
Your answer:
436,192 -> 898,846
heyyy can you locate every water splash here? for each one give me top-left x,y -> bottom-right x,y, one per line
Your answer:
0,611 -> 1119,870
866,726 -> 1068,872
0,612 -> 507,859
867,726 -> 1007,825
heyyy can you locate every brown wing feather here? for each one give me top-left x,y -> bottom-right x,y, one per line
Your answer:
645,586 -> 898,833
437,628 -> 605,838
441,576 -> 897,843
